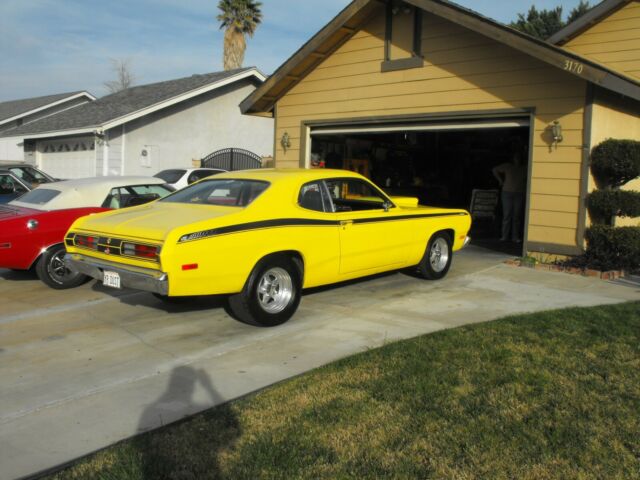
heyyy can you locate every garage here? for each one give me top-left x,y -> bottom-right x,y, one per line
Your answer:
309,115 -> 531,254
38,137 -> 96,179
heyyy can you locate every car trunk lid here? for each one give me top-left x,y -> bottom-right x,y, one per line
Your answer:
73,202 -> 244,241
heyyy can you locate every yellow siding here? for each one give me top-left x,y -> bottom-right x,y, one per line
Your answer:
590,89 -> 640,227
564,1 -> 640,80
274,9 -> 587,247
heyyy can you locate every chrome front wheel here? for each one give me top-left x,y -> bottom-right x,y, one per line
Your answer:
429,237 -> 450,273
417,232 -> 453,280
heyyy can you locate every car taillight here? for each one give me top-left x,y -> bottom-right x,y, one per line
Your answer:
76,235 -> 98,250
122,242 -> 159,259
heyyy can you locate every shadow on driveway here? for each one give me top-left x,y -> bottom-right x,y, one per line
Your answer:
134,366 -> 240,479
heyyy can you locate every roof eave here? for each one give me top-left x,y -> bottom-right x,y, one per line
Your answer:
101,68 -> 265,131
0,91 -> 95,128
240,0 -> 379,115
15,69 -> 265,139
241,0 -> 640,114
548,0 -> 630,45
406,0 -> 640,101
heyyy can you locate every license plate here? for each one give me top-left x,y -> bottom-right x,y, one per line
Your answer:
103,271 -> 121,289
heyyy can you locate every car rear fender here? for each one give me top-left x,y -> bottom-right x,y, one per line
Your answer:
27,242 -> 64,270
245,250 -> 305,287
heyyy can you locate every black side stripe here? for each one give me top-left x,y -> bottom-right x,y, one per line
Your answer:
352,213 -> 467,224
178,212 -> 468,243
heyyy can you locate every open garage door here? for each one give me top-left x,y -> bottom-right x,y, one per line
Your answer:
38,137 -> 96,179
309,115 -> 531,255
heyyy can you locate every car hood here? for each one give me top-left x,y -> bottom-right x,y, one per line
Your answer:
73,202 -> 245,241
0,204 -> 42,221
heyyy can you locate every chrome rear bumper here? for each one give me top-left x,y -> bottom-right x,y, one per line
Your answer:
64,253 -> 168,295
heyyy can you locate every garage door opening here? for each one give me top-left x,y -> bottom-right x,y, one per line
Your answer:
310,119 -> 530,255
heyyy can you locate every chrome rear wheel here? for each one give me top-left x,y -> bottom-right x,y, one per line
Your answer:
257,267 -> 293,314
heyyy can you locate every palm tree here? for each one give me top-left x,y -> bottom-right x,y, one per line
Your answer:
217,0 -> 263,71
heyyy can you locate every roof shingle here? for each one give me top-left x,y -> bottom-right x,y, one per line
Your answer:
3,67 -> 256,138
0,91 -> 89,124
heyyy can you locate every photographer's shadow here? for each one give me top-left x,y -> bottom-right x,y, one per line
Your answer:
135,366 -> 240,479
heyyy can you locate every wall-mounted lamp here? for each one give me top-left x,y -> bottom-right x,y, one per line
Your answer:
551,120 -> 563,148
280,131 -> 291,153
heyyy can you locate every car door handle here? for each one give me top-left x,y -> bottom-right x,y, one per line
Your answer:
340,220 -> 353,228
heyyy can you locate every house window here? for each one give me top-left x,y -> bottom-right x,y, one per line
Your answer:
382,0 -> 424,72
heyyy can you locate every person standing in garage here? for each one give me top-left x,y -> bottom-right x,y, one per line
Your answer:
493,154 -> 527,242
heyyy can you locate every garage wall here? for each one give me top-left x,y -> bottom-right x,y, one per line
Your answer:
121,80 -> 274,176
37,136 -> 96,179
274,8 -> 587,248
590,87 -> 640,227
106,128 -> 123,176
563,1 -> 640,80
0,136 -> 24,162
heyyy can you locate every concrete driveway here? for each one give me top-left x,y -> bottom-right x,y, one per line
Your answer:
0,246 -> 637,480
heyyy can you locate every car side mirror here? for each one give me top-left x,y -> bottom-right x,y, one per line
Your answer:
383,201 -> 392,212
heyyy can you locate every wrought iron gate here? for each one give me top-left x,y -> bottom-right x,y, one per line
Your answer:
201,148 -> 262,171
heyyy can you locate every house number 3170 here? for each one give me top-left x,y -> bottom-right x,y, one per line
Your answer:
564,60 -> 584,74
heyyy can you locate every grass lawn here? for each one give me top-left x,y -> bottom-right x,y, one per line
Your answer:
48,302 -> 640,480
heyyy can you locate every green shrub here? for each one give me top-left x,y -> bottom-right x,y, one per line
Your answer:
585,225 -> 640,271
591,139 -> 640,189
587,189 -> 640,224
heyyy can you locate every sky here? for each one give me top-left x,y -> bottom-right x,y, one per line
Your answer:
0,0 -> 587,102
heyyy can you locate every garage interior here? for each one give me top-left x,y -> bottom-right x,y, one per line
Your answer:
310,119 -> 530,255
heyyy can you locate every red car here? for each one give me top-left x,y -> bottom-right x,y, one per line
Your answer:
0,176 -> 174,288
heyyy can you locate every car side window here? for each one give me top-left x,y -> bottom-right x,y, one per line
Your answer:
324,178 -> 390,212
299,181 -> 332,212
0,174 -> 28,195
102,188 -> 122,208
187,170 -> 217,184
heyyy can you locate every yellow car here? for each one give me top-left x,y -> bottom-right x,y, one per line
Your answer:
64,169 -> 471,326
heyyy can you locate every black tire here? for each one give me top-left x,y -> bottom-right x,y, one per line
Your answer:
228,255 -> 302,327
152,293 -> 189,304
35,244 -> 89,289
416,232 -> 453,280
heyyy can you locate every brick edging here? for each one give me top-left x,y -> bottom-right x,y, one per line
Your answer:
504,259 -> 624,280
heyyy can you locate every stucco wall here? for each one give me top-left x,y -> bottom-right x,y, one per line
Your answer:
0,136 -> 24,162
273,6 -> 588,248
0,96 -> 92,162
116,80 -> 273,176
590,88 -> 640,227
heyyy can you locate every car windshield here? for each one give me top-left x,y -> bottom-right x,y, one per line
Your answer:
8,166 -> 53,184
154,169 -> 185,184
160,179 -> 269,207
13,188 -> 60,205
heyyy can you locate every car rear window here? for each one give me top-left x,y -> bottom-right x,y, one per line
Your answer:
14,188 -> 60,205
160,179 -> 269,207
154,169 -> 185,184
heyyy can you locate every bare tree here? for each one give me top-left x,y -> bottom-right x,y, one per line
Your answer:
104,58 -> 135,94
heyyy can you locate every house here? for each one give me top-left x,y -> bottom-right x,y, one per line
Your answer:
1,67 -> 273,179
550,0 -> 640,228
240,0 -> 640,257
0,91 -> 95,162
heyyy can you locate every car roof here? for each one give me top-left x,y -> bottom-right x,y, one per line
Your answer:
9,175 -> 167,210
213,168 -> 364,182
0,163 -> 37,168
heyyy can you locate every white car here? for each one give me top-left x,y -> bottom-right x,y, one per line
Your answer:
154,168 -> 226,190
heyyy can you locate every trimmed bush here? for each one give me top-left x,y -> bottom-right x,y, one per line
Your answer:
585,225 -> 640,271
587,189 -> 640,224
591,139 -> 640,189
